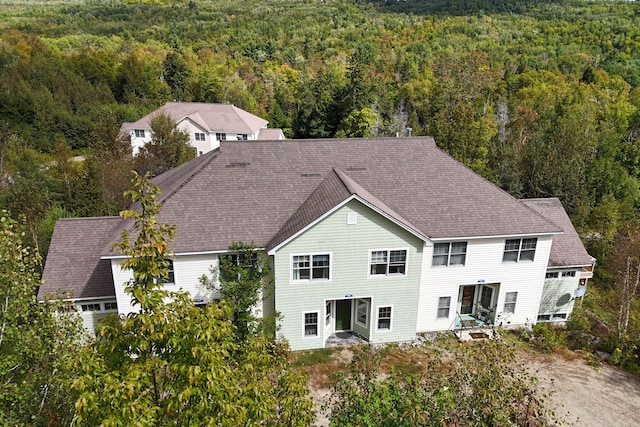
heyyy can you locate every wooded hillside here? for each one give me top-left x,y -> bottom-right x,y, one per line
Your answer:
1,0 -> 640,370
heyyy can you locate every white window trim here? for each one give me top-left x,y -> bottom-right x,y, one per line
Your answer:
437,296 -> 451,319
503,238 -> 537,263
355,298 -> 370,328
325,301 -> 332,326
103,301 -> 118,311
302,311 -> 320,339
376,304 -> 393,332
194,132 -> 206,141
368,248 -> 409,279
432,241 -> 468,267
503,292 -> 518,314
290,252 -> 332,283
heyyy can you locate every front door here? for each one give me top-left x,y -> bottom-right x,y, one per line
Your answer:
460,285 -> 476,315
335,299 -> 352,331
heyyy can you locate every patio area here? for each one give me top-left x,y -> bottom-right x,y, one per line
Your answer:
325,331 -> 366,347
453,314 -> 493,341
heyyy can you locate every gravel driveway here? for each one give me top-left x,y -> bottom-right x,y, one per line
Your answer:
530,353 -> 640,426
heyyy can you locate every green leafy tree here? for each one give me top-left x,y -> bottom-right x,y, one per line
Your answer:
71,173 -> 315,426
0,211 -> 84,426
163,51 -> 190,101
217,242 -> 272,342
135,111 -> 194,176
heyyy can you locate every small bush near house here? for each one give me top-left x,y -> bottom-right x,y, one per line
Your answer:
530,323 -> 568,353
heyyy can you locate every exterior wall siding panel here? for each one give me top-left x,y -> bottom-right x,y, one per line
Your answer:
273,200 -> 424,351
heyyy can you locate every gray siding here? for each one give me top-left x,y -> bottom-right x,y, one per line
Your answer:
273,200 -> 424,350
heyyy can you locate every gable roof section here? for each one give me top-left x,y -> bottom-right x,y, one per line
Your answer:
520,198 -> 594,267
267,168 -> 428,252
121,102 -> 268,134
40,217 -> 122,301
102,137 -> 561,256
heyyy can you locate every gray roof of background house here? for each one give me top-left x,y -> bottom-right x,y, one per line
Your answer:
39,217 -> 122,301
120,102 -> 268,134
102,137 -> 562,257
258,128 -> 285,140
521,198 -> 594,267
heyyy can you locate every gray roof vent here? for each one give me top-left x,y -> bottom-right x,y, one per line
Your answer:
225,162 -> 250,168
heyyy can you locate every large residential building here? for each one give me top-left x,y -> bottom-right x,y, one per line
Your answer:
120,102 -> 284,156
40,137 -> 594,350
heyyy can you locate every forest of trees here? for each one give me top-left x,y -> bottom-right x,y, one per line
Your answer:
2,0 -> 640,423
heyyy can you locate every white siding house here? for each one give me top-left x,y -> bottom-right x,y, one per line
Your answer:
120,102 -> 284,156
40,138 -> 594,349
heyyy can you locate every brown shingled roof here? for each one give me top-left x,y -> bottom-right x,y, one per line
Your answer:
40,217 -> 122,301
102,137 -> 561,256
520,198 -> 594,267
121,102 -> 268,134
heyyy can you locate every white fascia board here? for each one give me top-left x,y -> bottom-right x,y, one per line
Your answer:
101,248 -> 267,260
429,231 -> 563,242
268,195 -> 429,255
546,264 -> 593,270
44,295 -> 116,303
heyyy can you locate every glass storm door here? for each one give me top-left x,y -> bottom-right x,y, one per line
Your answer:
460,285 -> 476,315
335,300 -> 352,331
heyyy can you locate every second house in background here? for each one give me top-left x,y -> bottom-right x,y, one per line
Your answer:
120,102 -> 285,156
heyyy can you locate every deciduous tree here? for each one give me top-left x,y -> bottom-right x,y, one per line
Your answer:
0,211 -> 84,426
71,173 -> 315,426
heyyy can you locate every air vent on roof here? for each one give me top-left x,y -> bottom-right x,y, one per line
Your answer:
225,162 -> 250,168
301,173 -> 321,177
346,167 -> 366,171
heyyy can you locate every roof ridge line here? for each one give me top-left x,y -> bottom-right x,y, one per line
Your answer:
160,151 -> 221,204
332,167 -> 356,195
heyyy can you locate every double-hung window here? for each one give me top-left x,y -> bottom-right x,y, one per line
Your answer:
432,242 -> 467,266
503,238 -> 537,262
504,292 -> 518,314
437,297 -> 451,318
292,254 -> 330,281
304,312 -> 318,337
134,129 -> 145,138
194,132 -> 205,141
164,260 -> 175,284
377,306 -> 392,330
370,249 -> 407,276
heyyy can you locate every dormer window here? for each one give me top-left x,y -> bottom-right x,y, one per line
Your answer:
134,129 -> 145,138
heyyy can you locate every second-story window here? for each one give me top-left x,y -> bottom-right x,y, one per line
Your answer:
195,132 -> 205,141
237,134 -> 248,140
134,129 -> 145,138
216,133 -> 227,141
292,254 -> 330,281
432,242 -> 467,266
370,249 -> 407,276
503,238 -> 537,262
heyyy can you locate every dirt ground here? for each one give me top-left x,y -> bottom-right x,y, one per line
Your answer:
309,348 -> 640,426
529,352 -> 640,426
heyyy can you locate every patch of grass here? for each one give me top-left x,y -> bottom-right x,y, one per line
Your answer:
292,347 -> 336,367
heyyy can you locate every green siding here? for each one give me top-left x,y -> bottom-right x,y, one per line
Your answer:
274,200 -> 424,350
539,275 -> 578,316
